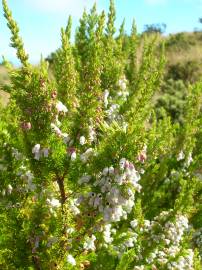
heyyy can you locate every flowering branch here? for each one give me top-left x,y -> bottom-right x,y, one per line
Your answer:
56,176 -> 66,205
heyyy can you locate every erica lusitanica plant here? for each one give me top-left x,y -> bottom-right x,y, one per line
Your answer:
0,0 -> 202,269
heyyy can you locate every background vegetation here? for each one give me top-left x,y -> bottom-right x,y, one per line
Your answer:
1,30 -> 202,118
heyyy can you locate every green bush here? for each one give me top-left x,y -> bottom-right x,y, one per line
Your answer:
155,79 -> 188,123
166,60 -> 202,83
165,32 -> 196,51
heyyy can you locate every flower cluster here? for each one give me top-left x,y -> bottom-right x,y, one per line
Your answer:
2,184 -> 13,196
21,170 -> 36,191
117,76 -> 129,101
104,76 -> 129,122
78,158 -> 141,223
67,254 -> 76,266
12,147 -> 23,160
167,249 -> 194,270
177,150 -> 193,167
83,235 -> 96,251
69,199 -> 80,215
113,230 -> 138,258
102,224 -> 113,244
32,144 -> 49,160
88,125 -> 96,143
131,211 -> 193,269
103,89 -> 110,108
56,101 -> 68,114
46,198 -> 61,208
50,100 -> 68,137
106,103 -> 120,122
80,148 -> 94,163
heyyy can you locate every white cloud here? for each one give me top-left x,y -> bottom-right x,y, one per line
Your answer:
23,0 -> 97,16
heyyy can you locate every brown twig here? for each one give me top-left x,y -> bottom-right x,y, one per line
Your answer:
32,255 -> 42,270
56,174 -> 67,204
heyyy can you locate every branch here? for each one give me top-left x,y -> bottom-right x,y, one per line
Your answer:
56,175 -> 67,204
2,0 -> 29,67
32,256 -> 42,270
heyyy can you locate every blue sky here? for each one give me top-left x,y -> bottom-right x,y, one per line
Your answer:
1,0 -> 202,65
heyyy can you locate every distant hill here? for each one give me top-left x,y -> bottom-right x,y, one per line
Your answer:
1,31 -> 202,108
164,31 -> 202,83
0,65 -> 9,106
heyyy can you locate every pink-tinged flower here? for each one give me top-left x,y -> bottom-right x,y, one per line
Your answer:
51,90 -> 57,99
39,78 -> 46,87
138,145 -> 147,163
124,160 -> 130,169
51,123 -> 62,137
21,122 -> 32,130
129,162 -> 134,170
68,147 -> 76,155
67,147 -> 77,161
56,101 -> 68,113
138,153 -> 147,163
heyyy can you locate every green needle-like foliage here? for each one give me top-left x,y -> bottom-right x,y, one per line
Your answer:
0,1 -> 202,269
2,0 -> 29,67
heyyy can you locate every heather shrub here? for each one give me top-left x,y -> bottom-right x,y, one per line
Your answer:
155,79 -> 188,124
166,60 -> 202,84
0,1 -> 202,269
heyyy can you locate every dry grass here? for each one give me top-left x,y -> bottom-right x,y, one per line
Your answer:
0,65 -> 10,107
0,90 -> 9,107
164,32 -> 202,65
0,65 -> 9,84
166,44 -> 202,65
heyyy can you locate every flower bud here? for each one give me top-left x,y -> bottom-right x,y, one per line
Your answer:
51,90 -> 57,99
